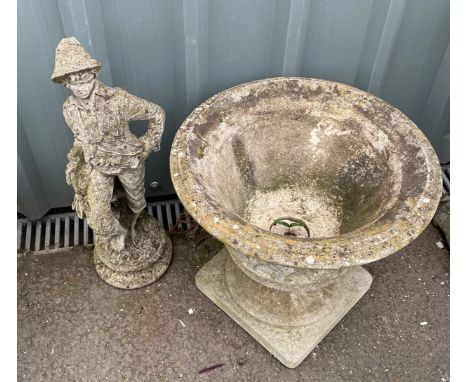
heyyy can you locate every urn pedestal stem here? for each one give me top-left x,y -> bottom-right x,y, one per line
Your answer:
196,247 -> 372,368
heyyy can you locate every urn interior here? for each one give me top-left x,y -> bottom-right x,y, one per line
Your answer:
190,94 -> 400,239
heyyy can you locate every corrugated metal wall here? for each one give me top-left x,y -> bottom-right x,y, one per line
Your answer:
18,0 -> 450,219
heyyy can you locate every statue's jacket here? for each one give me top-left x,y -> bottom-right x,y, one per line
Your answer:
63,80 -> 163,176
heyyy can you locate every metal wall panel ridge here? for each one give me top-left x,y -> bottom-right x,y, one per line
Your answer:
18,0 -> 450,219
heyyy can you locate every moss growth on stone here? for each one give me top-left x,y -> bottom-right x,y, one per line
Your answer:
198,143 -> 206,159
232,136 -> 256,191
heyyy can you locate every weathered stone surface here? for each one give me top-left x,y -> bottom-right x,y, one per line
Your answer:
196,248 -> 373,368
94,208 -> 172,289
170,77 -> 442,367
170,77 -> 442,270
51,36 -> 101,83
52,37 -> 170,288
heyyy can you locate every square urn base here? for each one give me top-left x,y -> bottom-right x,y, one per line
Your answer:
195,248 -> 373,368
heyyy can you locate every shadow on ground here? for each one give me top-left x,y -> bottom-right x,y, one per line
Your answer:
18,225 -> 449,382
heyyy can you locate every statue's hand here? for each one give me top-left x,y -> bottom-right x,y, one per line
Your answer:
137,117 -> 163,160
72,194 -> 86,219
140,138 -> 153,160
139,119 -> 162,159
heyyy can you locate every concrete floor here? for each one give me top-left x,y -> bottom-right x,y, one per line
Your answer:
18,225 -> 449,382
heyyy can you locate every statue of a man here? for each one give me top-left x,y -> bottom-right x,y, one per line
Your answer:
51,37 -> 171,289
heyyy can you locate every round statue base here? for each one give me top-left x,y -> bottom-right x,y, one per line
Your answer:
94,211 -> 172,289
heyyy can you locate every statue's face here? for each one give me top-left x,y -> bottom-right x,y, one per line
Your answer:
64,71 -> 96,99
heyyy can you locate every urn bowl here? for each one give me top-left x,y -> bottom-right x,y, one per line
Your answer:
170,77 -> 441,270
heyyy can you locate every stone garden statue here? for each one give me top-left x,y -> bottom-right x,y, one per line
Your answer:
51,37 -> 171,289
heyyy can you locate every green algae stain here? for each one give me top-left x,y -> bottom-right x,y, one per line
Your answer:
232,136 -> 255,191
198,143 -> 206,159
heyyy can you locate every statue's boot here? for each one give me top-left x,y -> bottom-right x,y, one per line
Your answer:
130,212 -> 140,245
109,225 -> 128,252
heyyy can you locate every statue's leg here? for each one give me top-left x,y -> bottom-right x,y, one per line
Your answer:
87,169 -> 127,251
118,162 -> 146,243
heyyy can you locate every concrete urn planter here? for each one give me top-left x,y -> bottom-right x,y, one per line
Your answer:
170,77 -> 442,368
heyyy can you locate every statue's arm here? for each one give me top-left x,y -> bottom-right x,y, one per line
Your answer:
62,102 -> 81,138
63,107 -> 82,185
65,142 -> 88,219
119,90 -> 166,158
63,105 -> 89,218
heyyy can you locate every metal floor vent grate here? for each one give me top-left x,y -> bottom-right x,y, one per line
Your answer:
441,165 -> 450,193
17,199 -> 190,254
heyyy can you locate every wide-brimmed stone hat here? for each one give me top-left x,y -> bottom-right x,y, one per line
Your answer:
51,37 -> 101,83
